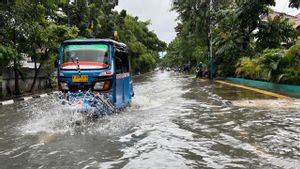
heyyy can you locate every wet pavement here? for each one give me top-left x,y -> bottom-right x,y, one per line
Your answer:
0,71 -> 299,169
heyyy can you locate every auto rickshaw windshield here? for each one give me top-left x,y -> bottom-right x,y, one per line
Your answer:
62,44 -> 109,66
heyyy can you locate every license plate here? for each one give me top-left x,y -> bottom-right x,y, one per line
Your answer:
72,75 -> 88,83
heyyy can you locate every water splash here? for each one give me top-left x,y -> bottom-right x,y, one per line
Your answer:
57,91 -> 116,117
19,91 -> 119,135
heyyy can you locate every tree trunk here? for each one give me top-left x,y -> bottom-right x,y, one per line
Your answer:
30,58 -> 42,92
12,26 -> 20,95
14,59 -> 20,95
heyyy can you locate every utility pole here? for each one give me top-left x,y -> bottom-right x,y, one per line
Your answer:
188,32 -> 192,68
209,0 -> 214,80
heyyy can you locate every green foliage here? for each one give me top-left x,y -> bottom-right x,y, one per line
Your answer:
285,43 -> 300,68
168,0 -> 228,70
169,0 -> 300,82
56,4 -> 166,73
0,0 -> 164,74
236,57 -> 261,80
0,45 -> 19,67
212,6 -> 241,76
278,68 -> 300,85
0,0 -> 165,95
236,48 -> 300,85
161,36 -> 196,69
44,24 -> 79,72
256,16 -> 297,51
289,0 -> 300,8
116,15 -> 166,73
258,49 -> 286,82
279,42 -> 300,84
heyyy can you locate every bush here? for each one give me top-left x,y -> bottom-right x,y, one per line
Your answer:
258,49 -> 286,82
235,42 -> 300,85
236,49 -> 292,83
236,57 -> 261,80
285,43 -> 300,68
278,68 -> 300,85
279,43 -> 300,85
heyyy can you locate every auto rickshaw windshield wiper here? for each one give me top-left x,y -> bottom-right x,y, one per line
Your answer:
71,57 -> 81,75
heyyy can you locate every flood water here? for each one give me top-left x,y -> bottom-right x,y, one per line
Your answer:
0,71 -> 300,169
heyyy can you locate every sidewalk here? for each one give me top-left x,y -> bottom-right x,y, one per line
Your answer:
0,89 -> 58,106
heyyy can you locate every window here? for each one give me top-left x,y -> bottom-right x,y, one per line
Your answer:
115,50 -> 130,74
62,44 -> 110,70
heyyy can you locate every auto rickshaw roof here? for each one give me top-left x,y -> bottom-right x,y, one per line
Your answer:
62,39 -> 128,52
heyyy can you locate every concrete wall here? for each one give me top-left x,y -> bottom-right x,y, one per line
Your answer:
1,67 -> 50,97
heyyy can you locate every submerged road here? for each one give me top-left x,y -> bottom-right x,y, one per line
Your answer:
0,71 -> 300,169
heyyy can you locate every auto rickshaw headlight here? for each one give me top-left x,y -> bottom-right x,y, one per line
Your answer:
94,82 -> 105,90
94,81 -> 111,90
60,82 -> 69,90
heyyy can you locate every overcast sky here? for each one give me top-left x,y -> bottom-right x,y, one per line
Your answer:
115,0 -> 300,44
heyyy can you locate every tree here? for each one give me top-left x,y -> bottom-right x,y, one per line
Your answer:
289,0 -> 300,8
0,0 -> 28,95
0,0 -> 166,96
171,0 -> 235,74
256,15 -> 297,51
170,0 -> 300,77
116,15 -> 166,73
59,0 -> 118,38
161,37 -> 185,68
0,45 -> 19,68
8,0 -> 79,92
0,0 -> 79,93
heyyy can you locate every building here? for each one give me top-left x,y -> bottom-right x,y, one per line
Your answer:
262,11 -> 300,30
20,53 -> 40,69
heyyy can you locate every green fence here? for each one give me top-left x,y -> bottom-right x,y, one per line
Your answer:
223,78 -> 300,98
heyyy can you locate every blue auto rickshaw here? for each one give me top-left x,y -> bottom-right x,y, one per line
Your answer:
56,39 -> 134,110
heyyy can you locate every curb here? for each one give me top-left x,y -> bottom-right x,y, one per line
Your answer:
0,91 -> 59,106
215,80 -> 292,100
222,77 -> 300,98
15,96 -> 33,101
0,100 -> 14,106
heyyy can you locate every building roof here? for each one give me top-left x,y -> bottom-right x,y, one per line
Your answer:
263,11 -> 300,29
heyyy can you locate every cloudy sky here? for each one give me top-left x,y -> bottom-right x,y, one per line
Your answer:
115,0 -> 300,44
